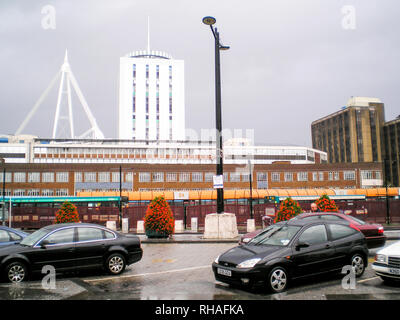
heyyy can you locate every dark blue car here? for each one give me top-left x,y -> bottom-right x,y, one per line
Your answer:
0,226 -> 28,246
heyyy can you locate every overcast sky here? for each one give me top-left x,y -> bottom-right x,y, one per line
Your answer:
0,0 -> 399,146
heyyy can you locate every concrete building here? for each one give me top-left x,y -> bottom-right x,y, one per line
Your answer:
311,97 -> 385,164
383,116 -> 400,187
118,49 -> 185,141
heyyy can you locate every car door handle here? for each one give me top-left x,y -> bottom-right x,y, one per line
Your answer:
325,244 -> 331,249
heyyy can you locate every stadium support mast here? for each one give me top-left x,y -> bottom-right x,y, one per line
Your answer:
16,50 -> 105,139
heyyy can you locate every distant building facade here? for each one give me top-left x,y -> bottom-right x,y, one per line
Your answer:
383,116 -> 400,187
118,50 -> 185,141
311,97 -> 385,164
0,161 -> 383,197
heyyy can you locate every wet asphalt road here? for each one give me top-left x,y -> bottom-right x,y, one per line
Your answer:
1,241 -> 400,300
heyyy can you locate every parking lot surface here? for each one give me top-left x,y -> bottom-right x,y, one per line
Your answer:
1,241 -> 400,300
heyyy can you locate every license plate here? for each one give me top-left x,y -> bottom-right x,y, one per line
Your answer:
217,268 -> 232,277
389,268 -> 400,275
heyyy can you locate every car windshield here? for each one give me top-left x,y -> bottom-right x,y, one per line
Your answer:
20,229 -> 49,247
248,224 -> 301,246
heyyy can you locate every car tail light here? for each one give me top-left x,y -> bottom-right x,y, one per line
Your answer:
378,227 -> 384,234
349,223 -> 360,232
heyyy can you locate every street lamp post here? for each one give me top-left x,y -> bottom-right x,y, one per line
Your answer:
119,165 -> 122,230
202,16 -> 229,214
1,159 -> 5,226
384,158 -> 393,225
248,160 -> 254,220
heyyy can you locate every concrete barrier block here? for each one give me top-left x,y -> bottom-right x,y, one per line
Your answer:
191,217 -> 198,232
137,220 -> 145,233
175,220 -> 184,233
203,213 -> 238,239
122,218 -> 129,233
247,219 -> 256,233
106,221 -> 116,231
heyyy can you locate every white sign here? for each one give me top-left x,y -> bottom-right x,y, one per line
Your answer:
265,208 -> 276,216
213,175 -> 224,189
174,191 -> 189,200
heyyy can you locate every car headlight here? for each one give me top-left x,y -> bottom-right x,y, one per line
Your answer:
375,254 -> 387,264
214,255 -> 220,264
237,258 -> 261,269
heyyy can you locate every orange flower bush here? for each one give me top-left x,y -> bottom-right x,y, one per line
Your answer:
274,197 -> 302,223
144,196 -> 175,236
316,194 -> 338,212
55,201 -> 80,224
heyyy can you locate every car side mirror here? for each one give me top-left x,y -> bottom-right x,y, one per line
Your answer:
40,240 -> 50,248
295,241 -> 310,250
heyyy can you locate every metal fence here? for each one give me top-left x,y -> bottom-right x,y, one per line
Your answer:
4,199 -> 400,230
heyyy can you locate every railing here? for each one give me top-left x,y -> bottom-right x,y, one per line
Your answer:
4,199 -> 400,230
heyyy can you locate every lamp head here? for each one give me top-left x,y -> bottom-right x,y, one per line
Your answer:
202,16 -> 216,25
219,45 -> 230,51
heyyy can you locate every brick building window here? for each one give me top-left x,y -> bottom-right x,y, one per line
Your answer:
166,173 -> 177,182
13,172 -> 26,183
42,189 -> 54,196
241,173 -> 250,182
284,172 -> 293,182
361,170 -> 373,180
28,172 -> 40,183
152,172 -> 164,182
271,172 -> 280,182
112,172 -> 120,183
192,172 -> 203,182
84,172 -> 96,183
56,172 -> 69,183
42,172 -> 54,183
205,172 -> 214,182
27,189 -> 40,196
0,172 -> 12,183
139,172 -> 151,182
74,172 -> 82,183
179,173 -> 190,182
297,172 -> 308,181
98,172 -> 110,183
344,171 -> 355,180
56,189 -> 69,196
125,173 -> 133,182
230,173 -> 241,182
13,189 -> 25,196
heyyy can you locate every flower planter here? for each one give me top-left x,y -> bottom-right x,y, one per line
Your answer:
145,229 -> 169,239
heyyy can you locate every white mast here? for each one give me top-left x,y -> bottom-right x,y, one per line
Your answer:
16,50 -> 105,139
147,16 -> 150,55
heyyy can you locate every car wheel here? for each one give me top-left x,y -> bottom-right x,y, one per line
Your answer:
6,261 -> 28,283
106,253 -> 126,275
351,254 -> 365,277
267,266 -> 288,293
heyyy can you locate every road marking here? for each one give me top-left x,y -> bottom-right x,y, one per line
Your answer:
357,276 -> 380,283
84,265 -> 211,283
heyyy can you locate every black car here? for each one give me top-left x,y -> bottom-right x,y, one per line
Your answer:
212,219 -> 368,293
0,223 -> 143,283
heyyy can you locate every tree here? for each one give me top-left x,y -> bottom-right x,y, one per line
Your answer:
274,197 -> 302,223
144,196 -> 175,237
316,194 -> 338,212
54,201 -> 80,224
